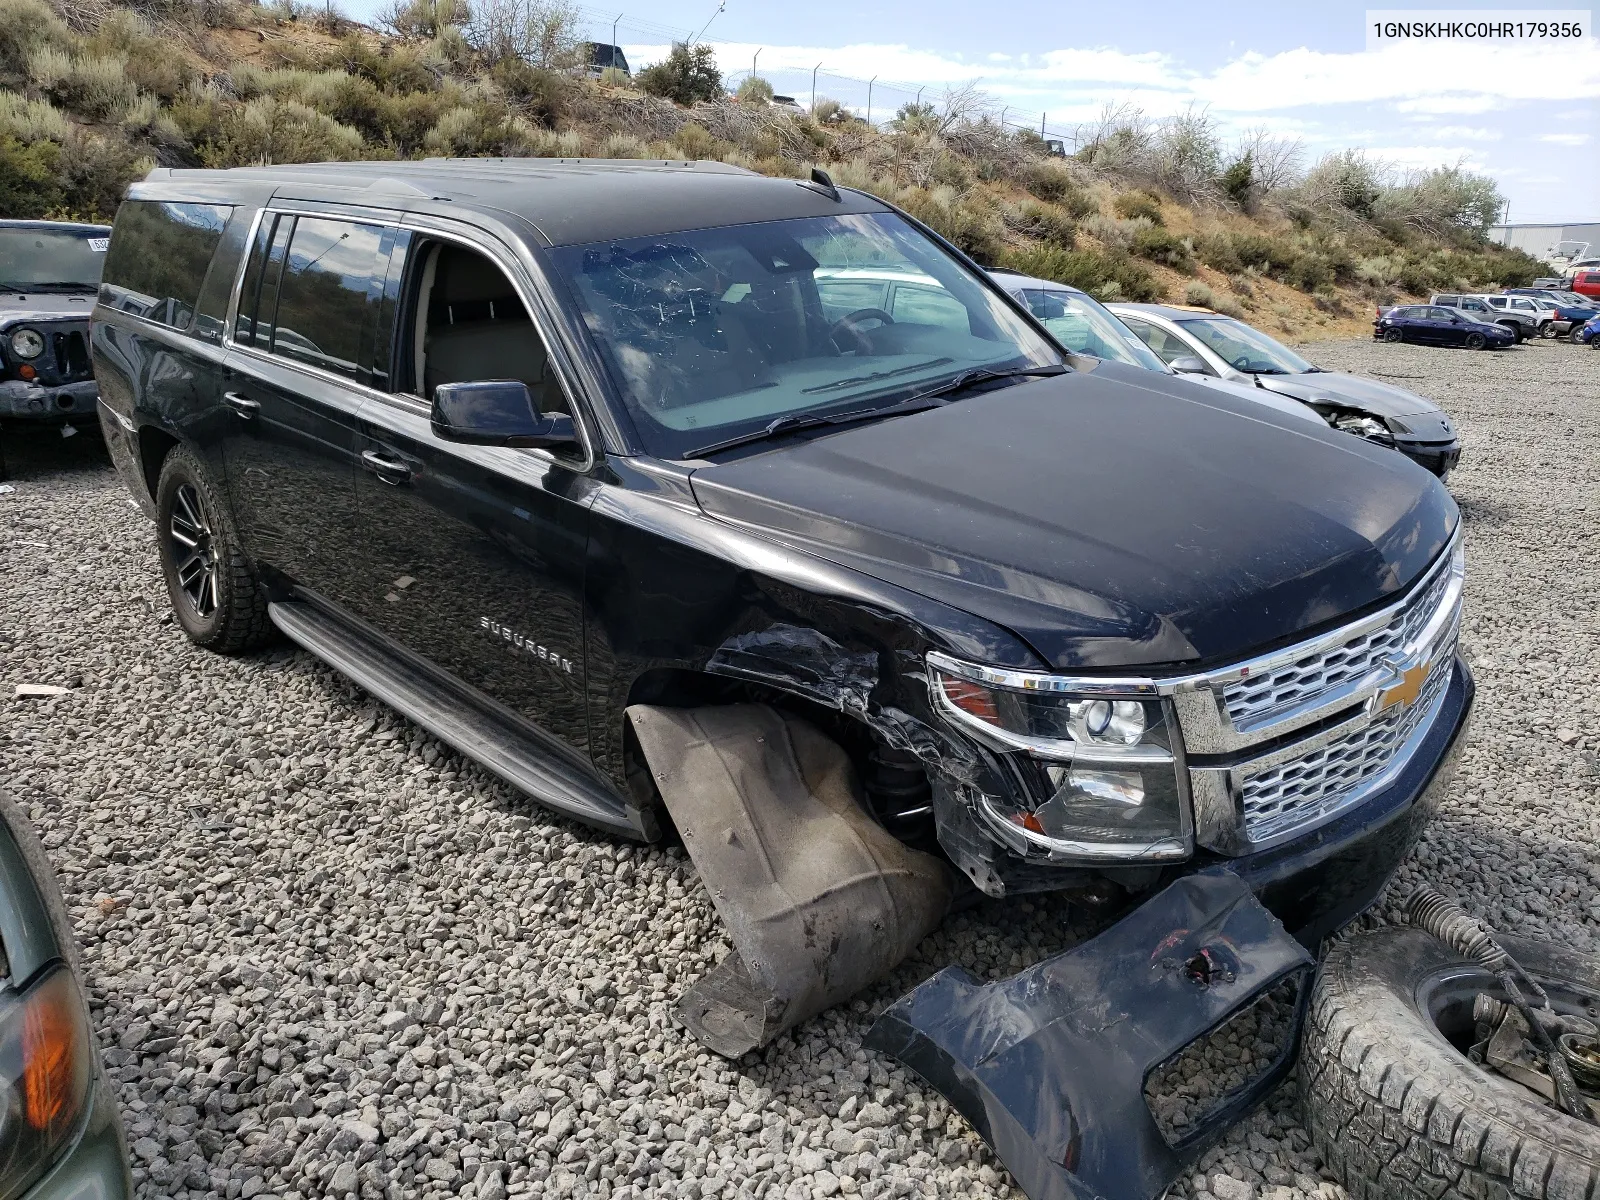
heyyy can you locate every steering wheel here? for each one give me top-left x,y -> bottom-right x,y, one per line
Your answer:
1231,354 -> 1255,371
830,307 -> 895,353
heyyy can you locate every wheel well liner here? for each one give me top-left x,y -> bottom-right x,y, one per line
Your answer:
137,425 -> 180,501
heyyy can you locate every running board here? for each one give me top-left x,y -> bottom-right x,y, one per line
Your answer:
268,600 -> 653,841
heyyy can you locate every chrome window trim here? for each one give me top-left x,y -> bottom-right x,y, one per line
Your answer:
220,205 -> 597,472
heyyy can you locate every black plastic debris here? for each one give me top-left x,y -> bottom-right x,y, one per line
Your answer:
865,869 -> 1314,1200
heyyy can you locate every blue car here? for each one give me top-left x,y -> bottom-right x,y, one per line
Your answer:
1575,313 -> 1600,347
1374,304 -> 1518,349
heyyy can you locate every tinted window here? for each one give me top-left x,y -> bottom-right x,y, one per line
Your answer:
267,217 -> 386,379
190,208 -> 255,344
101,201 -> 232,331
235,214 -> 289,348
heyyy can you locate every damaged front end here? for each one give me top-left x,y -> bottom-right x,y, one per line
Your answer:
627,703 -> 953,1058
866,870 -> 1313,1200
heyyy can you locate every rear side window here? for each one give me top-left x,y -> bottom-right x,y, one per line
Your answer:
234,215 -> 388,382
101,201 -> 233,332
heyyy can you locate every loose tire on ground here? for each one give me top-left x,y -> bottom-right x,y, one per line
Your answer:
1302,927 -> 1600,1200
155,444 -> 273,653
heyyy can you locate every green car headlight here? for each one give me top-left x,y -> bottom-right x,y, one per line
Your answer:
928,652 -> 1190,861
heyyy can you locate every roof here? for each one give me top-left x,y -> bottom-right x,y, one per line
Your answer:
1108,302 -> 1228,321
0,219 -> 111,233
133,158 -> 891,248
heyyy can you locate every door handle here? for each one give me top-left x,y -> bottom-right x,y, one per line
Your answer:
361,449 -> 414,485
223,391 -> 260,418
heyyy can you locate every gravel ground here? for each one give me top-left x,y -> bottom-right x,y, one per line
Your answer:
1,335 -> 1597,1200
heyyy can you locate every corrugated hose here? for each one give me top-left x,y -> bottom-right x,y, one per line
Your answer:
1407,887 -> 1590,1122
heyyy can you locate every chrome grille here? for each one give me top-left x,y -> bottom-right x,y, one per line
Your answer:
1223,557 -> 1455,730
1238,625 -> 1457,844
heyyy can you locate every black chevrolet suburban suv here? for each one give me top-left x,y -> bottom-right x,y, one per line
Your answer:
92,160 -> 1472,1055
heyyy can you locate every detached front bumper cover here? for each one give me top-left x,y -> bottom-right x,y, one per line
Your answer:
865,869 -> 1313,1200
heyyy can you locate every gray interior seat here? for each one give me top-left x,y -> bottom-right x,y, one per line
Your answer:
423,248 -> 565,412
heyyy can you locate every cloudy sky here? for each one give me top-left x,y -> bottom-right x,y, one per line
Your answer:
342,0 -> 1599,224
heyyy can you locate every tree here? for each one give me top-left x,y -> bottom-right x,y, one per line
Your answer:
0,135 -> 63,219
378,0 -> 470,39
1220,152 -> 1254,209
636,42 -> 722,106
465,0 -> 580,67
735,75 -> 772,104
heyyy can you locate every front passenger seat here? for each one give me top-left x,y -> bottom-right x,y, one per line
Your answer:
424,250 -> 565,413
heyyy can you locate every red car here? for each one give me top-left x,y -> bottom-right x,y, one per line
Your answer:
1572,268 -> 1600,299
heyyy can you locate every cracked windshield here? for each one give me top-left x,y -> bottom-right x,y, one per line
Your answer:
550,211 -> 1061,457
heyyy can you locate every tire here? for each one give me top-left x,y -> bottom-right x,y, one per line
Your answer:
1384,327 -> 1405,343
1302,927 -> 1600,1200
1465,332 -> 1487,351
1570,328 -> 1587,345
1499,323 -> 1524,343
154,444 -> 272,653
1541,324 -> 1559,340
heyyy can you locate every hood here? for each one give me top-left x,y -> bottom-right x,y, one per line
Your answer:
1183,375 -> 1328,427
0,292 -> 95,325
1257,371 -> 1440,417
689,362 -> 1457,671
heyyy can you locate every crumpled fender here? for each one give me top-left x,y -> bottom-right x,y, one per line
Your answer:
627,703 -> 953,1057
865,869 -> 1314,1200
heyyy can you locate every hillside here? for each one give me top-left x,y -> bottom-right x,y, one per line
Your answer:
0,0 -> 1545,341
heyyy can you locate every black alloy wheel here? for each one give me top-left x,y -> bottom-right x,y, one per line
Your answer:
1464,331 -> 1487,351
1382,327 -> 1404,343
154,444 -> 272,653
168,483 -> 218,619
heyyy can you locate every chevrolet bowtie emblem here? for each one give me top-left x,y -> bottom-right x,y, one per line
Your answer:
1378,660 -> 1430,712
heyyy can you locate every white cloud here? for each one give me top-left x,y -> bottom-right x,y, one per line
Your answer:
1430,125 -> 1502,141
1539,132 -> 1593,145
631,30 -> 1600,127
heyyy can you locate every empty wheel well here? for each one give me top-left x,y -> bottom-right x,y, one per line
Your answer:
138,426 -> 180,501
623,668 -> 935,838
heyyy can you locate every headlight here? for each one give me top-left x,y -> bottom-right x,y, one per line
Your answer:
8,329 -> 44,360
0,966 -> 93,1196
928,653 -> 1189,861
1333,413 -> 1392,443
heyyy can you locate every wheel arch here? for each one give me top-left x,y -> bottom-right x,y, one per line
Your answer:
619,665 -> 943,835
137,423 -> 181,503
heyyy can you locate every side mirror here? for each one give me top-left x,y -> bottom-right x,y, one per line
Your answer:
431,380 -> 578,450
1169,355 -> 1209,375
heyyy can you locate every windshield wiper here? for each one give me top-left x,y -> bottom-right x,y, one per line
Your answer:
802,357 -> 953,395
900,363 -> 1067,404
683,395 -> 946,458
3,281 -> 97,293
